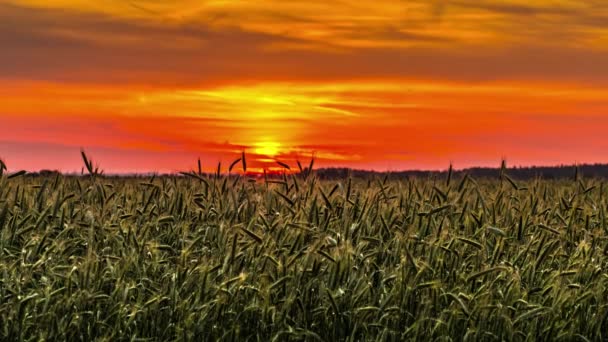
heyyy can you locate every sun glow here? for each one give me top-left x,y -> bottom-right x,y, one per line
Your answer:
254,141 -> 281,157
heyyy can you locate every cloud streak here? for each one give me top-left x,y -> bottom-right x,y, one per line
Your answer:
2,1 -> 608,85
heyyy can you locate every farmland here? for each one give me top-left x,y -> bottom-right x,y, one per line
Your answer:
1,163 -> 607,341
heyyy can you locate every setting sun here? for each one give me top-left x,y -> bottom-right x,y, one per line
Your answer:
253,141 -> 281,157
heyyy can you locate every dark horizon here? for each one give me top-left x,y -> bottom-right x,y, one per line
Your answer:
13,161 -> 608,180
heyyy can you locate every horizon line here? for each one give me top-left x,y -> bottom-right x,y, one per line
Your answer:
9,161 -> 605,177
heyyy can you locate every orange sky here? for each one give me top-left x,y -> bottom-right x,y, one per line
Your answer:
1,0 -> 608,173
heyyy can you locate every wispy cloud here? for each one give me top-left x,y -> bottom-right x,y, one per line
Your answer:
2,1 -> 608,85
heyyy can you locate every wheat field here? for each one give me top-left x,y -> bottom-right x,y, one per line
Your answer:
1,158 -> 607,341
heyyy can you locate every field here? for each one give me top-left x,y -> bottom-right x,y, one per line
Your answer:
1,163 -> 607,341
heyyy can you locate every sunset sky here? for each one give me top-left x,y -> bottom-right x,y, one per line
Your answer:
1,0 -> 608,173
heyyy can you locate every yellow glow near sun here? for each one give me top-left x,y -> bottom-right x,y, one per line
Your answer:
254,141 -> 281,157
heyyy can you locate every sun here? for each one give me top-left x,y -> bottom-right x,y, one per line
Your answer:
254,141 -> 281,157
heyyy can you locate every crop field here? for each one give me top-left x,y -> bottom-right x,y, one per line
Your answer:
1,160 -> 608,341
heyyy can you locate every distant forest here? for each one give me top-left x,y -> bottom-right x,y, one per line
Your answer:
27,163 -> 608,180
314,163 -> 608,180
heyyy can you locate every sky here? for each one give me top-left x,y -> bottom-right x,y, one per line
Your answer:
1,0 -> 608,173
